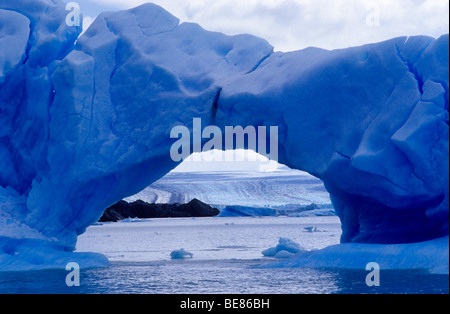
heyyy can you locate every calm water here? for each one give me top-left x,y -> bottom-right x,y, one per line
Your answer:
0,217 -> 448,294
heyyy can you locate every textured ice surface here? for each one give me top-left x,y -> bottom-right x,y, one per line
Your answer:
0,1 -> 448,270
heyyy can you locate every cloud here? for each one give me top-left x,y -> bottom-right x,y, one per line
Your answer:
78,0 -> 449,51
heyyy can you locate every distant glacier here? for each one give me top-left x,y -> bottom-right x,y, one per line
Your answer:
125,150 -> 334,216
126,169 -> 332,208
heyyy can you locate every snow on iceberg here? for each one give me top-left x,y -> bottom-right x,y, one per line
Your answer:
0,0 -> 448,270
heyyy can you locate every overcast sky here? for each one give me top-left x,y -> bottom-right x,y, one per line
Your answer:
76,0 -> 449,51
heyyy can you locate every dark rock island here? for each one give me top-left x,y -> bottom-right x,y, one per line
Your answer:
100,198 -> 220,222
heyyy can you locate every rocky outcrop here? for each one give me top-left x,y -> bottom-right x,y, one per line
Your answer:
100,198 -> 220,222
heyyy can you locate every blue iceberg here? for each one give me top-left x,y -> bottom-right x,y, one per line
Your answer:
262,238 -> 306,259
0,0 -> 448,271
170,249 -> 194,260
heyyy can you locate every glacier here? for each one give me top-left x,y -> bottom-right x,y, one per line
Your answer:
0,0 -> 448,271
125,149 -> 333,208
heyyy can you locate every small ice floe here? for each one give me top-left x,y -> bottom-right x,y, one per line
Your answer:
170,248 -> 194,259
120,217 -> 148,223
303,226 -> 318,233
262,237 -> 305,259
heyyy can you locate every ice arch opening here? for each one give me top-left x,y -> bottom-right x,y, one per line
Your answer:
0,1 -> 448,270
126,149 -> 333,210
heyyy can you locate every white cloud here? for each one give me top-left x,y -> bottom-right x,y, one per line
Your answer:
81,0 -> 449,51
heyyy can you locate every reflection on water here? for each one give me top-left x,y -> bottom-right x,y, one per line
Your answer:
0,260 -> 448,294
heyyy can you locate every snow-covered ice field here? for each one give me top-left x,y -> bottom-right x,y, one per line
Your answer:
76,216 -> 342,262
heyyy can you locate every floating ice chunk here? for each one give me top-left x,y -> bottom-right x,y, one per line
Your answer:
170,249 -> 194,259
263,236 -> 449,275
262,238 -> 305,258
304,226 -> 318,233
119,217 -> 148,223
218,206 -> 277,217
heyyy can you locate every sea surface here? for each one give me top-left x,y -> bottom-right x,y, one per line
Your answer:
0,217 -> 448,294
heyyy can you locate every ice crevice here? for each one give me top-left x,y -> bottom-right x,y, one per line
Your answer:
395,44 -> 426,95
211,88 -> 222,119
246,51 -> 274,75
335,151 -> 351,160
0,1 -> 448,271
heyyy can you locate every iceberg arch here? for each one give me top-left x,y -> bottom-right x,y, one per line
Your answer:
0,0 -> 448,270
